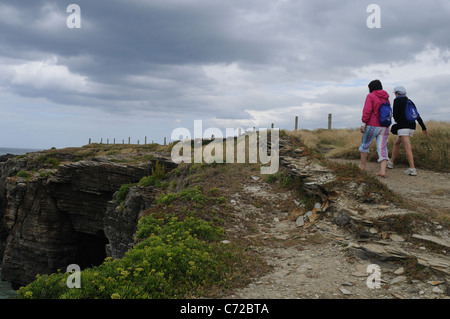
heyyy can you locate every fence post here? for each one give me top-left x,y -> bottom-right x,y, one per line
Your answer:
100,138 -> 103,144
145,136 -> 147,145
89,138 -> 91,145
128,137 -> 131,144
328,114 -> 332,130
164,137 -> 167,146
271,123 -> 274,129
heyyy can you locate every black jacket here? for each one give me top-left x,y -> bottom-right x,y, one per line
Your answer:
393,96 -> 427,131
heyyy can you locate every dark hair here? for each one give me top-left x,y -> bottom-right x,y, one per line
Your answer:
368,80 -> 383,93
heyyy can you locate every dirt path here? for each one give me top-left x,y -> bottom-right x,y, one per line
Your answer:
223,158 -> 450,300
329,158 -> 450,213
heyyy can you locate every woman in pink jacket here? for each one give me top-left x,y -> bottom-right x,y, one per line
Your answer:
359,80 -> 390,177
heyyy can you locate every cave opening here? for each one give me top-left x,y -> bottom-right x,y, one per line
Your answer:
75,231 -> 109,269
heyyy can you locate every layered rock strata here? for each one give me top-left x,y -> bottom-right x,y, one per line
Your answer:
0,157 -> 163,288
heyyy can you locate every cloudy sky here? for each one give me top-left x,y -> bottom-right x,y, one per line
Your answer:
1,0 -> 450,149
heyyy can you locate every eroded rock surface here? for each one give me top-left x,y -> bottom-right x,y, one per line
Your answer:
0,156 -> 159,288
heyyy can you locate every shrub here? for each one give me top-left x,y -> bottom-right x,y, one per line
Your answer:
16,171 -> 31,178
138,161 -> 168,188
157,187 -> 206,205
16,214 -> 233,299
117,184 -> 134,203
46,158 -> 60,168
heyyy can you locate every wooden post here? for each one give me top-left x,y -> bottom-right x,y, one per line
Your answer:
113,138 -> 115,144
107,139 -> 109,145
328,114 -> 332,130
100,138 -> 103,144
137,140 -> 140,145
164,137 -> 167,146
145,136 -> 147,145
128,137 -> 131,144
295,116 -> 298,131
89,138 -> 91,145
271,123 -> 274,129
122,139 -> 124,144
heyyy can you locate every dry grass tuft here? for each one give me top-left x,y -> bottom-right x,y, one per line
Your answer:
287,120 -> 450,172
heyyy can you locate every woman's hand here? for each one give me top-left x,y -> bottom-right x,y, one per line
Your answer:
360,125 -> 366,133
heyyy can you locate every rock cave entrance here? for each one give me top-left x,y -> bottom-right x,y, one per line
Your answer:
75,231 -> 109,269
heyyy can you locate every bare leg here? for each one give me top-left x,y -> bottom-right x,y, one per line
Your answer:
390,136 -> 401,164
360,152 -> 368,171
377,160 -> 387,177
401,136 -> 415,168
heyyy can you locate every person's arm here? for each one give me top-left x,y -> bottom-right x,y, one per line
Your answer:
417,116 -> 427,135
392,98 -> 400,123
412,101 -> 428,135
361,94 -> 373,127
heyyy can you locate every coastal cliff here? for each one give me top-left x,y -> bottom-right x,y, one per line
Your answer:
2,137 -> 450,298
0,146 -> 175,289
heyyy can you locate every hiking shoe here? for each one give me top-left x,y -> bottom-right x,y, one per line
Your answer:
387,160 -> 394,169
403,168 -> 417,176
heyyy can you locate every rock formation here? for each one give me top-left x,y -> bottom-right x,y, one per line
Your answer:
0,153 -> 173,289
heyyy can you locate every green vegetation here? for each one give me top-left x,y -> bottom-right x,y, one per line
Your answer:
138,161 -> 167,187
117,162 -> 168,204
16,214 -> 247,299
156,186 -> 226,207
45,157 -> 60,168
33,151 -> 60,168
264,171 -> 294,187
16,171 -> 31,179
117,184 -> 134,204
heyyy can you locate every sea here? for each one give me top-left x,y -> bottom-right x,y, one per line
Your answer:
0,263 -> 16,299
0,147 -> 43,156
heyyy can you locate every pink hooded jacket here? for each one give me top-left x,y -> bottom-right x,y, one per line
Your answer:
361,90 -> 390,127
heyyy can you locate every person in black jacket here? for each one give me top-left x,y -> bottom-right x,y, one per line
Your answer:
387,86 -> 428,176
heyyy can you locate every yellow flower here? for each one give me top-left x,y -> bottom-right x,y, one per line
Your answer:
111,293 -> 121,299
24,291 -> 33,298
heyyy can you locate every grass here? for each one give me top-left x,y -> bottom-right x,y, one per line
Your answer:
16,171 -> 31,179
287,120 -> 450,172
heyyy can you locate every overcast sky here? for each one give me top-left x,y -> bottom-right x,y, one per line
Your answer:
1,0 -> 450,149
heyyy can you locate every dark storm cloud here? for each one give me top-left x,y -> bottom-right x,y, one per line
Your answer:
1,0 -> 450,132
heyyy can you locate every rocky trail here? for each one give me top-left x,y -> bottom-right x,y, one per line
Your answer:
224,142 -> 450,299
331,158 -> 450,213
